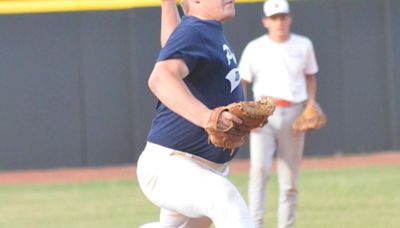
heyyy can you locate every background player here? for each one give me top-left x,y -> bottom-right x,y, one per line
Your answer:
239,0 -> 320,227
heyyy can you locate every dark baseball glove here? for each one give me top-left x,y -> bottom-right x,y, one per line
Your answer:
292,102 -> 327,133
205,97 -> 276,150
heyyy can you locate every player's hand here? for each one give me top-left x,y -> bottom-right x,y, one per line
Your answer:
216,111 -> 242,131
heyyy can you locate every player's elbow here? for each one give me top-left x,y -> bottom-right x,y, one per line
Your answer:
148,70 -> 163,96
148,73 -> 158,93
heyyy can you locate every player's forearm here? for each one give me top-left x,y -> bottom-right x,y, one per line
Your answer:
305,74 -> 317,106
148,62 -> 211,128
149,75 -> 211,128
160,0 -> 181,47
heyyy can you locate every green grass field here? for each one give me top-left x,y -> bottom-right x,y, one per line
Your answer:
0,166 -> 399,228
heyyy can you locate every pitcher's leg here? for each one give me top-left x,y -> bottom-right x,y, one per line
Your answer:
166,156 -> 254,227
248,129 -> 276,228
208,178 -> 254,228
151,155 -> 254,227
138,222 -> 160,228
159,209 -> 212,228
140,212 -> 212,228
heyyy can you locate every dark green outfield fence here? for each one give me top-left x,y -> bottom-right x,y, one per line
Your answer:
0,0 -> 399,170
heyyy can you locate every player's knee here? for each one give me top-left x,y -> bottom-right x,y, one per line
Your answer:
279,188 -> 298,201
214,186 -> 245,213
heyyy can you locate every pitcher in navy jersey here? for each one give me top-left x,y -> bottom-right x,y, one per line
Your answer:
136,0 -> 255,227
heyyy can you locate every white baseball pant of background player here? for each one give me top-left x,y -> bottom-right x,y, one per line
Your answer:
137,142 -> 255,228
248,103 -> 305,228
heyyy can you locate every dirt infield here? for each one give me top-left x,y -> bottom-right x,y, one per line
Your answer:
0,151 -> 399,185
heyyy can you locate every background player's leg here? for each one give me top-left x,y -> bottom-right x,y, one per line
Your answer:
276,104 -> 305,228
248,126 -> 276,228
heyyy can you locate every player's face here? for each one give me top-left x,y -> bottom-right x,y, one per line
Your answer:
263,14 -> 292,37
202,0 -> 236,22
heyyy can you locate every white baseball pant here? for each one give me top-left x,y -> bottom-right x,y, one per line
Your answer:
248,103 -> 305,228
137,142 -> 255,228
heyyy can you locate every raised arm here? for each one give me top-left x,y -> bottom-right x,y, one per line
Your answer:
160,0 -> 181,47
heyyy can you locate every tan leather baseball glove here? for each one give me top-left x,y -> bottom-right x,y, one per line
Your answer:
292,102 -> 327,133
205,97 -> 276,150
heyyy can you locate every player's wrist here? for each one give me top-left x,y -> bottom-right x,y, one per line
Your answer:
202,109 -> 214,129
306,99 -> 316,107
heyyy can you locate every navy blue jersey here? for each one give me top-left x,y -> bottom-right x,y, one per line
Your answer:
147,16 -> 244,163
